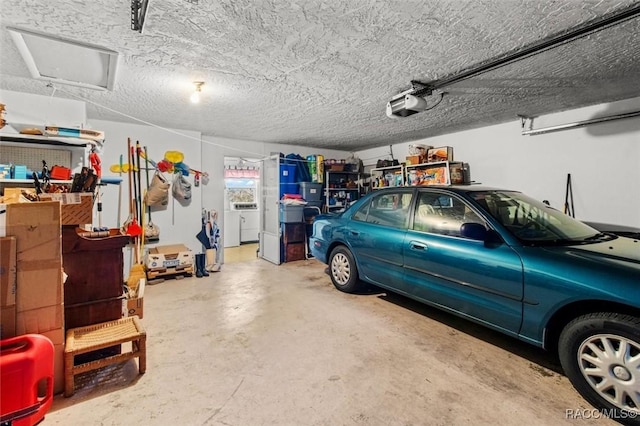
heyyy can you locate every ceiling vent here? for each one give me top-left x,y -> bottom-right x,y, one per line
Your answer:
8,27 -> 119,91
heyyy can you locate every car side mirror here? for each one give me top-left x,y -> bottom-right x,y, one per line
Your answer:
461,223 -> 504,246
460,222 -> 487,240
484,229 -> 504,246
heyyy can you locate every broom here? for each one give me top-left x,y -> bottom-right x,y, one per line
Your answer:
126,138 -> 145,293
124,138 -> 141,237
143,146 -> 159,243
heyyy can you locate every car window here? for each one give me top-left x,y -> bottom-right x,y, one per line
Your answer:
413,192 -> 485,238
352,198 -> 370,222
470,191 -> 604,244
355,191 -> 412,228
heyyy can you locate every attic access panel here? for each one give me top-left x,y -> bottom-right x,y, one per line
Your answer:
8,27 -> 119,91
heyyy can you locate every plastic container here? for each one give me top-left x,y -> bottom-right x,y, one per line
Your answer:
279,205 -> 305,223
279,164 -> 296,183
279,183 -> 299,200
1,334 -> 54,425
12,165 -> 27,179
299,182 -> 323,201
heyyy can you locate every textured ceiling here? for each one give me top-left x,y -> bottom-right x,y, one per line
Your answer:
1,0 -> 640,150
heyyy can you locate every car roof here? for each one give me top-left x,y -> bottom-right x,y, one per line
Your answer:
370,185 -> 520,194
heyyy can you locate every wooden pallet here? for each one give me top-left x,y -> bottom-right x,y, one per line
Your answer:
146,265 -> 194,283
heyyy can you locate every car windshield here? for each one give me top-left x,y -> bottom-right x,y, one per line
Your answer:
469,191 -> 613,245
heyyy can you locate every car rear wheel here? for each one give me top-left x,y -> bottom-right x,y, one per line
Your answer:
558,313 -> 640,424
328,246 -> 360,293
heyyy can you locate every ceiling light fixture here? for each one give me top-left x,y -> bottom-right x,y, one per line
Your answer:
190,81 -> 204,104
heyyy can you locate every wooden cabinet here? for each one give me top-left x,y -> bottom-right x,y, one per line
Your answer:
61,227 -> 130,329
281,222 -> 306,262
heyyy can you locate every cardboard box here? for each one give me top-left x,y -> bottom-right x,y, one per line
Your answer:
17,266 -> 63,312
427,146 -> 454,162
1,237 -> 17,307
5,202 -> 64,313
0,164 -> 10,179
16,304 -> 64,335
39,193 -> 93,225
408,166 -> 450,186
145,244 -> 193,271
126,278 -> 144,319
449,163 -> 469,184
126,297 -> 144,319
5,202 -> 62,262
0,305 -> 16,339
2,187 -> 37,204
40,327 -> 65,395
405,155 -> 426,166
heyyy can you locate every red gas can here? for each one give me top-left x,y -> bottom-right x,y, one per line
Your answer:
0,334 -> 54,425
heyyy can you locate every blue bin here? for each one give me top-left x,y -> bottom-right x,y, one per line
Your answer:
280,164 -> 296,183
279,183 -> 299,199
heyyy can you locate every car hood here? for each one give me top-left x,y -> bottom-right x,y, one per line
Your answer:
545,236 -> 640,265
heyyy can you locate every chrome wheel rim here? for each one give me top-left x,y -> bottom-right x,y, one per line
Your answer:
331,252 -> 351,286
578,333 -> 640,413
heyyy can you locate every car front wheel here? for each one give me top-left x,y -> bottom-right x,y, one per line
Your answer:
558,313 -> 640,424
328,246 -> 360,293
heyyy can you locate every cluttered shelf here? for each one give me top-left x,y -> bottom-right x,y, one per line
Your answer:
0,178 -> 73,184
0,133 -> 97,147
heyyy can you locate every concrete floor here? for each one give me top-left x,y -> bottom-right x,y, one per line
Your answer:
44,257 -> 614,425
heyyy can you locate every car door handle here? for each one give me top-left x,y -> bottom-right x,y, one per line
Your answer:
350,231 -> 359,236
409,241 -> 428,251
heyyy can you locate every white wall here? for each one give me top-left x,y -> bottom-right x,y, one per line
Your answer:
201,135 -> 352,260
357,97 -> 640,227
89,121 -> 351,267
0,89 -> 86,129
89,119 -> 203,270
0,89 -> 88,170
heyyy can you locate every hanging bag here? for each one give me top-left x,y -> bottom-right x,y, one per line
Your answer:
172,173 -> 192,201
145,171 -> 170,206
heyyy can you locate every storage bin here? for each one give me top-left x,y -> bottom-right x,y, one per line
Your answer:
279,183 -> 299,199
280,164 -> 296,183
12,165 -> 27,179
279,205 -> 304,223
299,182 -> 323,201
0,334 -> 54,425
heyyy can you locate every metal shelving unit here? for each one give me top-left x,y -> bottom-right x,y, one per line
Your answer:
371,164 -> 405,189
324,170 -> 362,212
405,161 -> 465,186
0,133 -> 89,194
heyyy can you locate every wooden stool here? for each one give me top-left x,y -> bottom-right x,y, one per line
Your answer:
64,316 -> 146,397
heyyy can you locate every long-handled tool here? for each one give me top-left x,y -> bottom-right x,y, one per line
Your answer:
126,138 -> 145,293
144,146 -> 160,242
125,138 -> 141,237
136,141 -> 143,222
563,173 -> 575,218
117,154 -> 123,228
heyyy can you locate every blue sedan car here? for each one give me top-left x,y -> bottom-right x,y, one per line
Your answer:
310,186 -> 640,420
